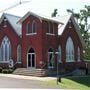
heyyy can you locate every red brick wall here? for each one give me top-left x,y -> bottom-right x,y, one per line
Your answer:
59,19 -> 83,65
0,15 -> 84,70
22,15 -> 59,68
0,19 -> 21,67
22,15 -> 43,68
42,20 -> 58,68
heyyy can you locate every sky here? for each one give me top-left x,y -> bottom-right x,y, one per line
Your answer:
0,0 -> 90,17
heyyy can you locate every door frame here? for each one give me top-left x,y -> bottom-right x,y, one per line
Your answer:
27,52 -> 36,68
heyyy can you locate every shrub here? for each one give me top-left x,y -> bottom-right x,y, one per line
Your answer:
2,69 -> 8,74
0,67 -> 2,73
8,69 -> 14,73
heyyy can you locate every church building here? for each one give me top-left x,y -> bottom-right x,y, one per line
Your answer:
0,11 -> 85,76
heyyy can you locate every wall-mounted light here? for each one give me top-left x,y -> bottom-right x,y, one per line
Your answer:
3,18 -> 7,28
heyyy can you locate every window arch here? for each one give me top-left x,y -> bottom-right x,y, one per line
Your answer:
66,37 -> 74,62
32,20 -> 36,33
27,47 -> 36,68
26,22 -> 31,33
17,45 -> 21,63
47,22 -> 54,35
48,48 -> 54,68
0,36 -> 11,62
78,47 -> 80,61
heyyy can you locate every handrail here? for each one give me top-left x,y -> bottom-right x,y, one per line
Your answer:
41,62 -> 46,69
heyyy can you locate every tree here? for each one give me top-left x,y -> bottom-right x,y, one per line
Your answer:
51,9 -> 58,17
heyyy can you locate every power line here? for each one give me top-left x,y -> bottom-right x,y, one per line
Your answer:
0,0 -> 30,13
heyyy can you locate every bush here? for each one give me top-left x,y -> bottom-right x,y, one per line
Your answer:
8,69 -> 13,73
0,67 -> 2,73
2,69 -> 8,74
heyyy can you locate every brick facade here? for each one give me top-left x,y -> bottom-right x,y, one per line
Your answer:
0,12 -> 84,71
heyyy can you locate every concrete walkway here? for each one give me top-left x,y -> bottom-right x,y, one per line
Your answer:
0,74 -> 56,81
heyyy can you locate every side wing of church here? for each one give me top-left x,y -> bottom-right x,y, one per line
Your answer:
0,12 -> 85,76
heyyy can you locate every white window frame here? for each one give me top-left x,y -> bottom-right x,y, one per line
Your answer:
32,20 -> 37,34
66,37 -> 74,62
48,49 -> 54,68
46,22 -> 55,35
27,48 -> 36,68
17,45 -> 21,63
0,36 -> 11,63
27,53 -> 36,68
78,47 -> 80,61
26,22 -> 31,34
26,21 -> 37,35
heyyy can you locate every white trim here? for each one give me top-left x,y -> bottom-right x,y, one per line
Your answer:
17,45 -> 22,63
66,37 -> 75,62
26,21 -> 30,34
0,61 -> 9,63
26,33 -> 37,35
48,49 -> 54,69
46,33 -> 55,36
0,36 -> 11,62
27,50 -> 36,68
66,60 -> 75,62
78,47 -> 80,62
32,20 -> 37,33
17,11 -> 62,24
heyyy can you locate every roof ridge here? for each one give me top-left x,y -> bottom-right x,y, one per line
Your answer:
4,13 -> 21,18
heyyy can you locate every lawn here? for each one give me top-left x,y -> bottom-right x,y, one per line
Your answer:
44,76 -> 90,90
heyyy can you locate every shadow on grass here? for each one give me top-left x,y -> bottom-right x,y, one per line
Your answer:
65,75 -> 90,87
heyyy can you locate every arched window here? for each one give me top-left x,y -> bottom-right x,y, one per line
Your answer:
26,22 -> 31,33
58,45 -> 62,63
17,45 -> 21,63
27,48 -> 36,68
47,22 -> 54,35
48,48 -> 54,68
32,20 -> 36,33
66,37 -> 74,62
0,36 -> 11,62
78,47 -> 80,61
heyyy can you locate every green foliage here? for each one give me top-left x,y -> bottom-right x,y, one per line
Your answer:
2,68 -> 14,74
8,69 -> 14,73
51,9 -> 58,17
2,69 -> 8,74
44,76 -> 90,90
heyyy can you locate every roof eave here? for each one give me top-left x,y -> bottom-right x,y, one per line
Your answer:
71,15 -> 86,48
17,11 -> 63,25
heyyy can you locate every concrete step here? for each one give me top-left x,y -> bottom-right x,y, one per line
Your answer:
13,68 -> 46,76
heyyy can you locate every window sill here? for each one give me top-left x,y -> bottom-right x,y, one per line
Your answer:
17,62 -> 22,64
0,61 -> 9,63
46,33 -> 55,36
48,66 -> 54,69
26,33 -> 37,35
66,60 -> 75,62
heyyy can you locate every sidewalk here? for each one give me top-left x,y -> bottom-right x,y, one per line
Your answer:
0,74 -> 56,81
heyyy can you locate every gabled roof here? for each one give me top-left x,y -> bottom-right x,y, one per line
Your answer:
17,11 -> 63,24
54,14 -> 85,47
0,13 -> 21,36
54,14 -> 71,35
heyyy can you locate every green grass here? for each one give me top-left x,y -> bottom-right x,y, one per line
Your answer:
44,76 -> 90,90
